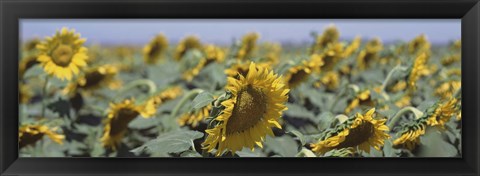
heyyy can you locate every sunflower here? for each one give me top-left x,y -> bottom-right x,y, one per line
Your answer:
225,61 -> 271,78
434,80 -> 461,100
101,99 -> 156,150
343,36 -> 362,58
345,90 -> 375,114
235,32 -> 260,61
310,108 -> 389,155
19,124 -> 65,149
314,71 -> 340,91
204,44 -> 226,64
394,95 -> 411,108
202,62 -> 289,156
387,80 -> 407,93
392,119 -> 427,150
149,86 -> 183,107
441,54 -> 461,66
260,42 -> 282,66
312,25 -> 340,53
408,34 -> 431,55
63,64 -> 120,95
23,38 -> 41,52
408,52 -> 431,91
19,83 -> 33,104
36,27 -> 88,81
357,38 -> 383,70
178,105 -> 212,127
320,43 -> 345,71
174,36 -> 202,61
426,98 -> 459,127
143,34 -> 169,64
19,56 -> 39,79
182,58 -> 207,82
284,54 -> 324,89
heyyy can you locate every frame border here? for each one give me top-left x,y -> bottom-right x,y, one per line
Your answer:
1,0 -> 479,175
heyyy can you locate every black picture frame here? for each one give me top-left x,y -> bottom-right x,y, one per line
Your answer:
1,0 -> 479,175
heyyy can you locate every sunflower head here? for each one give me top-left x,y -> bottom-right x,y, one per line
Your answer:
408,34 -> 431,54
387,80 -> 407,93
426,98 -> 459,127
408,52 -> 431,91
36,27 -> 88,81
19,83 -> 33,104
19,56 -> 40,79
19,124 -> 65,149
320,43 -> 345,71
284,55 -> 324,89
310,108 -> 389,155
260,42 -> 282,65
182,58 -> 207,82
392,118 -> 427,150
23,38 -> 41,52
435,80 -> 461,100
174,36 -> 202,61
143,34 -> 169,64
441,54 -> 461,66
101,98 -> 156,150
202,62 -> 289,156
356,38 -> 383,70
314,25 -> 340,52
204,44 -> 226,63
150,86 -> 183,107
315,71 -> 340,91
345,90 -> 375,114
178,105 -> 212,127
343,36 -> 362,58
235,32 -> 260,61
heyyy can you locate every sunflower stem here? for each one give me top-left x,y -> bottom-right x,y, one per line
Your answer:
41,76 -> 50,117
170,89 -> 204,119
387,106 -> 424,129
380,65 -> 408,92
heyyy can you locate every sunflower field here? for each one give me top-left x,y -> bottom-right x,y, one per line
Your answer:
19,25 -> 461,157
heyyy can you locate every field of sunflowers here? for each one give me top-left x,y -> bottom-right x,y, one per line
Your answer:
18,25 -> 461,157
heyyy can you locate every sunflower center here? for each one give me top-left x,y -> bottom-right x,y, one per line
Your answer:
148,43 -> 161,59
226,85 -> 267,134
52,44 -> 74,67
19,132 -> 44,149
288,69 -> 309,87
109,108 -> 139,136
80,71 -> 106,88
336,121 -> 374,148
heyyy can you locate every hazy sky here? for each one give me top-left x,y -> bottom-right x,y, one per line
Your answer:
20,19 -> 460,45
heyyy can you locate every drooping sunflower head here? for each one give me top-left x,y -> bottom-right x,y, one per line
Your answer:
19,83 -> 33,104
343,36 -> 362,58
315,71 -> 340,91
143,34 -> 169,64
310,108 -> 389,155
426,98 -> 460,128
78,64 -> 120,91
204,44 -> 226,64
441,54 -> 461,67
36,27 -> 88,81
150,86 -> 183,107
408,34 -> 431,54
314,25 -> 340,51
408,52 -> 431,91
392,118 -> 427,150
434,80 -> 461,100
235,32 -> 260,61
202,62 -> 289,156
356,38 -> 383,70
19,56 -> 40,79
345,90 -> 375,114
320,43 -> 345,71
178,105 -> 212,127
387,80 -> 407,93
182,58 -> 207,82
394,95 -> 411,108
174,36 -> 202,61
101,99 -> 156,150
284,55 -> 324,89
19,124 -> 65,149
23,38 -> 41,52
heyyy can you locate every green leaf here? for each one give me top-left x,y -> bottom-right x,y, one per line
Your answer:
191,91 -> 214,111
288,130 -> 306,146
180,150 -> 202,157
47,97 -> 71,118
285,103 -> 316,121
128,117 -> 158,129
265,135 -> 298,157
23,64 -> 45,79
416,127 -> 458,157
130,130 -> 204,155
